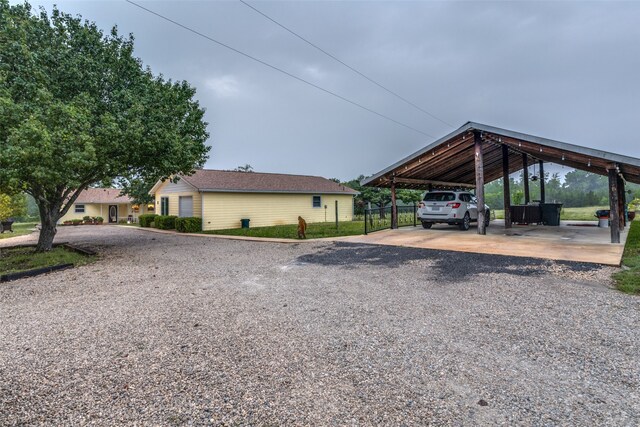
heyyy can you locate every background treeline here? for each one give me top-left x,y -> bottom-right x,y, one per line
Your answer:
483,170 -> 640,209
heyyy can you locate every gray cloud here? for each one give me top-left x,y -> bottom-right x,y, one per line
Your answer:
28,0 -> 640,180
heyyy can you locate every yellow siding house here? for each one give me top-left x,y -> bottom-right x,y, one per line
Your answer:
58,188 -> 154,224
149,170 -> 358,231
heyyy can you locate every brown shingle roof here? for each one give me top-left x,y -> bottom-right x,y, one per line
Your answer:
74,188 -> 132,204
178,170 -> 358,194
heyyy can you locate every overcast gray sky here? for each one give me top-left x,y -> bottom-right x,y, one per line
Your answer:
29,0 -> 640,181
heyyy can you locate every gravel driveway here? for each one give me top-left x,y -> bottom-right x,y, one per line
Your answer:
1,226 -> 638,425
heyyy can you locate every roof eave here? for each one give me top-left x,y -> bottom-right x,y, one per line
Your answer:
198,188 -> 359,195
361,122 -> 474,186
468,122 -> 640,168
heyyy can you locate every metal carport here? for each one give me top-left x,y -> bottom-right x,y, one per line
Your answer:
361,122 -> 640,243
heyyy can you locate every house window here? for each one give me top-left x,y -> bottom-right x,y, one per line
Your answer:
147,203 -> 155,212
312,195 -> 322,208
178,196 -> 193,217
160,197 -> 169,216
75,204 -> 85,213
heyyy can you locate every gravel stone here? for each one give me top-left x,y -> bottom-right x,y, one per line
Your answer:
0,226 -> 638,425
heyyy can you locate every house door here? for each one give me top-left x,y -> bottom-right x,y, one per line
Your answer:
108,205 -> 118,223
179,196 -> 193,217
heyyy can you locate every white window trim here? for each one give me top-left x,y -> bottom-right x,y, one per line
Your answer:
312,195 -> 322,208
75,204 -> 85,213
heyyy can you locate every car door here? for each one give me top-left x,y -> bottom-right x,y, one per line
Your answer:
467,194 -> 479,220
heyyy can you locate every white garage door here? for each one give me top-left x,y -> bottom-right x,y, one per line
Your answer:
179,196 -> 193,217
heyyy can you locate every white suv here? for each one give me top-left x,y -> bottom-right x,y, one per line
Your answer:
417,191 -> 490,231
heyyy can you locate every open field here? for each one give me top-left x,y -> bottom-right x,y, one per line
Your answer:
1,225 -> 638,425
493,206 -> 610,221
204,221 -> 364,239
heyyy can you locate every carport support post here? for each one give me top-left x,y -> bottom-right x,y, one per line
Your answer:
502,145 -> 512,228
522,154 -> 530,204
608,166 -> 620,244
617,175 -> 625,229
618,174 -> 627,229
390,179 -> 398,229
474,131 -> 486,235
539,160 -> 545,203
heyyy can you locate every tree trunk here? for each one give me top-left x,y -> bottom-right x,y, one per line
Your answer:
35,204 -> 60,252
31,186 -> 88,252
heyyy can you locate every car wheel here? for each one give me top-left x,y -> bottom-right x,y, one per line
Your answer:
421,221 -> 432,229
459,212 -> 470,231
484,210 -> 491,227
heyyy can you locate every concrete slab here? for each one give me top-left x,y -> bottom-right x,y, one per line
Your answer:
340,221 -> 628,266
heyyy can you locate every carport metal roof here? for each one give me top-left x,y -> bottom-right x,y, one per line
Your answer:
362,122 -> 640,189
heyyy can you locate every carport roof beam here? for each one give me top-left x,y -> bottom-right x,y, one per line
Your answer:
391,177 -> 476,189
362,121 -> 640,189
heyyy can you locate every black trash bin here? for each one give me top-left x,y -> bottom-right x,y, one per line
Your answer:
541,203 -> 563,226
241,218 -> 250,229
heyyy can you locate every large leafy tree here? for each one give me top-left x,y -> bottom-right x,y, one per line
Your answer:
0,2 -> 210,250
342,175 -> 423,215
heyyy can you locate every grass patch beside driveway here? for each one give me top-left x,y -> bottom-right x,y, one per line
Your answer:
0,246 -> 95,275
203,221 -> 364,239
614,220 -> 640,294
0,222 -> 38,240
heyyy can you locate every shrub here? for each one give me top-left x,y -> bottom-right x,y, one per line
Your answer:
95,216 -> 104,223
138,214 -> 157,228
71,219 -> 82,225
154,215 -> 177,230
118,218 -> 128,224
175,217 -> 202,233
83,215 -> 91,221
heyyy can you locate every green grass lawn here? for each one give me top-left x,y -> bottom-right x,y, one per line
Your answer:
203,221 -> 365,239
613,220 -> 640,294
0,246 -> 95,275
0,222 -> 38,240
493,206 -> 609,221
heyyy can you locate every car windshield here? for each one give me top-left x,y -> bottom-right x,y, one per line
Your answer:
423,192 -> 456,202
